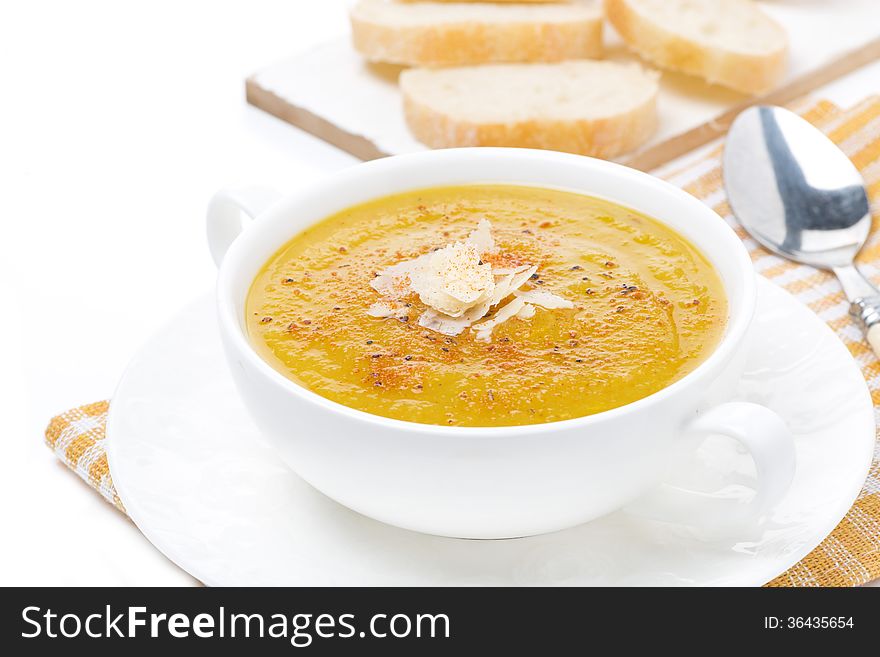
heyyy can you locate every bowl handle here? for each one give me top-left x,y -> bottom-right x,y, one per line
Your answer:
206,186 -> 282,267
625,402 -> 796,534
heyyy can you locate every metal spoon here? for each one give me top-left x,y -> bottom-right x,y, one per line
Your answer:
723,105 -> 879,354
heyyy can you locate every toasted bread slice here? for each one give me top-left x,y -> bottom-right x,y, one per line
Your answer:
400,60 -> 659,157
351,0 -> 603,67
605,0 -> 787,94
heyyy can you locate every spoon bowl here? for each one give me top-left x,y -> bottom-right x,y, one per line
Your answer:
724,106 -> 870,268
723,105 -> 880,354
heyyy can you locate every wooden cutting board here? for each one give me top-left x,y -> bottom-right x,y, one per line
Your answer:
247,2 -> 880,171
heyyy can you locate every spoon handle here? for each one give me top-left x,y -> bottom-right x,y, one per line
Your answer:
833,264 -> 880,358
867,326 -> 880,358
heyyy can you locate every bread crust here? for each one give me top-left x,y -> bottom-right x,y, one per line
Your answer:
604,0 -> 787,95
351,8 -> 603,66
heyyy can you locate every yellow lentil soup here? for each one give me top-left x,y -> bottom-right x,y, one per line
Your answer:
246,185 -> 727,427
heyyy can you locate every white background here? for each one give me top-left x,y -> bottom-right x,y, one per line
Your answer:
1,0 -> 360,586
0,0 -> 878,586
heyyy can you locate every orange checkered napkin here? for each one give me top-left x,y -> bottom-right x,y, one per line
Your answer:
46,97 -> 880,587
45,401 -> 124,513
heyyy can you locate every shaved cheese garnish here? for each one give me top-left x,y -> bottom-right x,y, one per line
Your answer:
367,300 -> 409,319
372,238 -> 494,318
515,289 -> 574,310
492,264 -> 531,276
473,297 -> 527,342
516,303 -> 536,320
416,242 -> 494,311
492,265 -> 537,306
467,218 -> 495,253
370,253 -> 430,297
367,219 -> 572,340
417,310 -> 467,336
419,295 -> 494,335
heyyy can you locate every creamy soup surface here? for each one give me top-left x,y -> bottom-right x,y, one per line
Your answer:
246,185 -> 727,427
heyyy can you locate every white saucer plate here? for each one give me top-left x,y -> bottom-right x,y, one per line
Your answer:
106,278 -> 875,586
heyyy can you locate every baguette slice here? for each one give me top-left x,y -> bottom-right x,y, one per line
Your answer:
399,0 -> 563,2
400,60 -> 659,158
605,0 -> 788,95
351,0 -> 603,67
